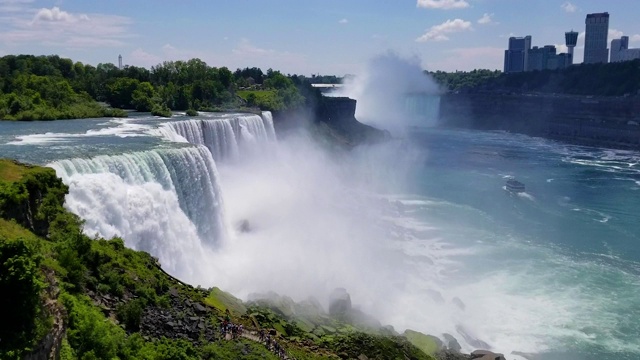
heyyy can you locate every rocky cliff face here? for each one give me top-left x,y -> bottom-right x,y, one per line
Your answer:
440,92 -> 640,149
271,96 -> 389,148
24,271 -> 66,360
0,163 -> 68,237
316,96 -> 388,147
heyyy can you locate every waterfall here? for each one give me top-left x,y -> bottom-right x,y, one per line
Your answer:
49,146 -> 226,278
161,112 -> 276,162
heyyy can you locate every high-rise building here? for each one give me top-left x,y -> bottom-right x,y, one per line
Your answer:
528,45 -> 572,71
118,54 -> 123,70
565,30 -> 578,65
610,36 -> 629,62
528,45 -> 556,71
584,12 -> 609,64
610,36 -> 640,62
504,36 -> 532,73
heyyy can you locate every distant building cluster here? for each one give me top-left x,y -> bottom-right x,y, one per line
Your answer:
610,36 -> 640,63
504,34 -> 573,73
503,12 -> 640,73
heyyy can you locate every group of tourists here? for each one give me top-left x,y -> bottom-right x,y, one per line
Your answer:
220,320 -> 243,339
258,329 -> 287,359
218,314 -> 290,359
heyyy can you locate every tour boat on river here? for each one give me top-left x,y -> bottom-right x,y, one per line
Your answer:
506,179 -> 525,193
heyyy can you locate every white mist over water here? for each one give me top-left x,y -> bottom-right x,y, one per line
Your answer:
35,64 -> 639,359
336,52 -> 441,132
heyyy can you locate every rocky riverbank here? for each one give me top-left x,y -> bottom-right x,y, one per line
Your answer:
0,159 -> 507,359
440,92 -> 640,150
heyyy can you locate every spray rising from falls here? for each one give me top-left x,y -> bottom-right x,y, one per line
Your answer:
160,112 -> 276,162
337,52 -> 441,132
50,146 -> 226,279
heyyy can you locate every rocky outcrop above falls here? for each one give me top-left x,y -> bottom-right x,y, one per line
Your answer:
271,96 -> 389,148
316,96 -> 389,147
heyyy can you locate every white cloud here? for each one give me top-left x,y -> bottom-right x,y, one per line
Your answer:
231,38 -> 307,69
339,18 -> 348,24
426,46 -> 504,71
630,34 -> 640,43
554,43 -> 569,53
0,0 -> 34,13
33,7 -> 78,22
0,6 -> 133,48
416,18 -> 472,42
129,48 -> 163,67
127,40 -> 309,74
416,0 -> 469,10
477,13 -> 493,25
561,2 -> 577,13
609,29 -> 623,39
233,38 -> 272,57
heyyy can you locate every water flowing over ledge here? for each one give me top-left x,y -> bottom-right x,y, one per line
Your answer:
49,146 -> 226,276
160,112 -> 276,162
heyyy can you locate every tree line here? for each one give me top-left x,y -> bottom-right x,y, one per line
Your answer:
0,55 -> 325,120
429,59 -> 640,97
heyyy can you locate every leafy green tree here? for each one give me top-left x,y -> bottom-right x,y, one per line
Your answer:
105,77 -> 140,109
131,81 -> 157,112
264,71 -> 294,90
62,294 -> 125,360
0,238 -> 44,356
246,93 -> 257,107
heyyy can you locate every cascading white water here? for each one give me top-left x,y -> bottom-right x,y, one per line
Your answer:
161,112 -> 276,162
49,146 -> 227,279
260,111 -> 277,141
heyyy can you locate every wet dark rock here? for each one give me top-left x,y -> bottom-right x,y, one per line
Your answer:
435,349 -> 473,360
456,326 -> 491,349
329,288 -> 352,318
443,333 -> 462,352
426,289 -> 445,304
471,350 -> 506,360
238,219 -> 251,233
452,297 -> 466,311
139,293 -> 217,343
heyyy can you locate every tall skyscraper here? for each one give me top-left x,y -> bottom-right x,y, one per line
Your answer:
565,30 -> 578,65
610,36 -> 629,62
584,12 -> 609,64
118,54 -> 123,70
504,36 -> 532,73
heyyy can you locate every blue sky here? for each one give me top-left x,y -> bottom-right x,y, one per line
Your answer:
1,0 -> 639,75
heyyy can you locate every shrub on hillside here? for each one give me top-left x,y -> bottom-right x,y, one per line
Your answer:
0,238 -> 45,358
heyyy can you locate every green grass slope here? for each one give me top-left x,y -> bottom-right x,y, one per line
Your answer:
0,159 -> 440,360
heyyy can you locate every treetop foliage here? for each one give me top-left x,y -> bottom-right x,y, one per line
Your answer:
0,54 -> 329,120
430,59 -> 640,97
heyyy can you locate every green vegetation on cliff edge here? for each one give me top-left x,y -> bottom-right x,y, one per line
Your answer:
0,55 -> 319,120
430,59 -> 640,96
0,159 -> 441,360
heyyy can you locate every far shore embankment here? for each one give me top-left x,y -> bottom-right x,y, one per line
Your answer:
439,91 -> 640,150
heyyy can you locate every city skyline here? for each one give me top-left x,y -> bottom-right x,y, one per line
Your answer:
1,0 -> 640,75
